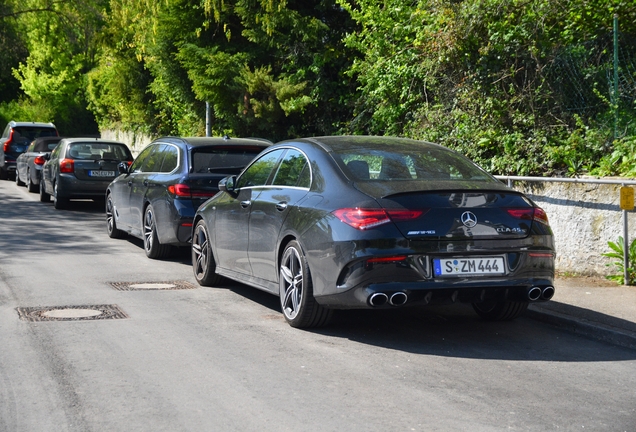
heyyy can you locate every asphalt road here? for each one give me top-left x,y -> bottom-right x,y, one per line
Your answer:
1,179 -> 635,432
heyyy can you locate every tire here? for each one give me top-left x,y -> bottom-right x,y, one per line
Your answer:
143,204 -> 171,259
39,179 -> 50,202
472,300 -> 529,321
53,182 -> 68,209
279,240 -> 333,328
0,166 -> 7,180
27,169 -> 37,193
192,219 -> 222,286
15,170 -> 24,186
106,194 -> 126,239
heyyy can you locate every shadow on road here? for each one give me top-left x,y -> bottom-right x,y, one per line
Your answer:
219,280 -> 636,363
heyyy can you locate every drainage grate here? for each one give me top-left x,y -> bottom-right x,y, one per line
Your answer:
109,280 -> 197,291
16,304 -> 129,322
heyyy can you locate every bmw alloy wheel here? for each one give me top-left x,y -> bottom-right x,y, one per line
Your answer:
143,205 -> 170,259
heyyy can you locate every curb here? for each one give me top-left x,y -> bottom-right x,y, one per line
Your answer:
526,306 -> 636,351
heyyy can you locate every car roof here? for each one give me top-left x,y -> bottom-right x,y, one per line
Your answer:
154,136 -> 273,148
10,121 -> 56,128
282,135 -> 447,153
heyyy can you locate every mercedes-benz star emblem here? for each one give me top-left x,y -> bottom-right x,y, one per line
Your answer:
461,211 -> 478,228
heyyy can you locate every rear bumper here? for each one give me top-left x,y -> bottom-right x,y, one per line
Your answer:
314,251 -> 555,309
316,277 -> 555,309
2,161 -> 16,171
57,174 -> 111,199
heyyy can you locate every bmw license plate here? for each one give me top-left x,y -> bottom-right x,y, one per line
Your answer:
433,256 -> 506,277
88,170 -> 115,177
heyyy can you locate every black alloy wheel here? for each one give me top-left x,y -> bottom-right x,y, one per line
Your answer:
106,194 -> 126,239
26,169 -> 37,193
53,181 -> 68,209
143,204 -> 171,259
279,240 -> 333,328
192,220 -> 221,286
39,179 -> 50,202
472,300 -> 529,321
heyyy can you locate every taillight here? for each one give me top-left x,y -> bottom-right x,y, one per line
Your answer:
333,208 -> 425,230
506,208 -> 550,226
59,158 -> 74,173
168,184 -> 192,197
3,130 -> 13,152
167,184 -> 217,198
34,155 -> 46,165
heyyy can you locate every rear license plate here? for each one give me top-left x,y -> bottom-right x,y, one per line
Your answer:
433,256 -> 506,277
88,170 -> 115,177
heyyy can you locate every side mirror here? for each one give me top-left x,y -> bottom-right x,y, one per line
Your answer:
117,162 -> 129,175
218,175 -> 237,193
43,153 -> 51,161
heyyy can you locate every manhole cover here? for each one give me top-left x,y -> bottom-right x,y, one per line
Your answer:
43,308 -> 103,319
109,281 -> 197,291
16,305 -> 128,322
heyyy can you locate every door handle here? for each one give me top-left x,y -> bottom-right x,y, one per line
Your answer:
275,202 -> 288,211
143,180 -> 149,186
127,181 -> 132,187
240,200 -> 251,208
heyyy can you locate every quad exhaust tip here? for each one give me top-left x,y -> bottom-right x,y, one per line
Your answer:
389,292 -> 408,306
527,286 -> 555,301
369,292 -> 388,307
369,292 -> 409,307
541,286 -> 555,300
527,286 -> 542,301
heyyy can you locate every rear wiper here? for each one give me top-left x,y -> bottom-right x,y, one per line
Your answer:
205,166 -> 244,172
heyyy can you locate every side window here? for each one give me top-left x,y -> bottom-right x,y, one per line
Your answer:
27,143 -> 36,153
130,145 -> 156,173
272,149 -> 310,187
51,144 -> 62,159
141,144 -> 166,173
159,145 -> 179,173
236,149 -> 285,188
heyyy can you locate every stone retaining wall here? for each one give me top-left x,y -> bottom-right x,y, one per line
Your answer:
512,180 -> 636,277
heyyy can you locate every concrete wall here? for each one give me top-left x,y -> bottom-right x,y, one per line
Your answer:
101,129 -> 153,156
511,180 -> 636,277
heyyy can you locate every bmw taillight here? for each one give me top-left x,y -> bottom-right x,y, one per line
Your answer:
59,158 -> 74,173
167,184 -> 217,198
168,184 -> 192,197
333,208 -> 425,230
34,155 -> 46,165
506,207 -> 550,226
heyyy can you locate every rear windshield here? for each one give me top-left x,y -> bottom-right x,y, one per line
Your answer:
13,127 -> 57,143
33,140 -> 62,152
335,146 -> 495,182
67,143 -> 132,161
192,146 -> 263,174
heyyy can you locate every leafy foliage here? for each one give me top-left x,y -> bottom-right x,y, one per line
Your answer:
1,0 -> 636,175
602,236 -> 636,285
